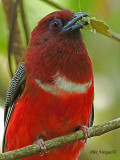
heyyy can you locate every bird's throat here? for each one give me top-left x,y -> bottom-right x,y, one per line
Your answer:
26,36 -> 93,84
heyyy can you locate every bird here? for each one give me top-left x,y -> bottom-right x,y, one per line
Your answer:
3,9 -> 94,160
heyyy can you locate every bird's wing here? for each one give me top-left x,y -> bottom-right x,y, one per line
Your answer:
2,63 -> 26,152
88,103 -> 94,127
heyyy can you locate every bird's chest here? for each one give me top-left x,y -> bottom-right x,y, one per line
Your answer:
19,77 -> 94,140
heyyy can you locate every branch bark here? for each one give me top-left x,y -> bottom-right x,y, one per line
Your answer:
0,118 -> 120,160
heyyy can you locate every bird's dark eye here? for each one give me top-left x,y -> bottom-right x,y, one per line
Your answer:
49,19 -> 62,30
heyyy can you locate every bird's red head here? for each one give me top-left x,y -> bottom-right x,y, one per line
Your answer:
25,10 -> 93,84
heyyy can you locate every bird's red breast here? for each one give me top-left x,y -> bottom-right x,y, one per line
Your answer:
5,78 -> 93,160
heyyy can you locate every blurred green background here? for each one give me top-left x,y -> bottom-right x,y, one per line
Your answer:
0,0 -> 120,159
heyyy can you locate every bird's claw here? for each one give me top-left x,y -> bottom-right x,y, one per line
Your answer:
79,125 -> 90,143
36,137 -> 47,156
75,125 -> 90,143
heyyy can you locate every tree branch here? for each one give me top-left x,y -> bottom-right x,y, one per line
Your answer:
19,0 -> 30,45
1,0 -> 25,76
7,0 -> 20,76
0,118 -> 120,160
109,30 -> 120,42
41,0 -> 65,10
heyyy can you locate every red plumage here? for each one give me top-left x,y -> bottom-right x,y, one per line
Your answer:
4,10 -> 94,160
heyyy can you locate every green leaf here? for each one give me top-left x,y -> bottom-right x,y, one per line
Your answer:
90,19 -> 112,37
81,16 -> 112,37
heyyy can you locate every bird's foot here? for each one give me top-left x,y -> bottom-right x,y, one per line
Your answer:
36,137 -> 47,156
74,125 -> 90,143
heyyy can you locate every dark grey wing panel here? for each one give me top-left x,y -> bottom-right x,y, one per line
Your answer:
4,63 -> 25,124
88,103 -> 94,127
2,63 -> 26,152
